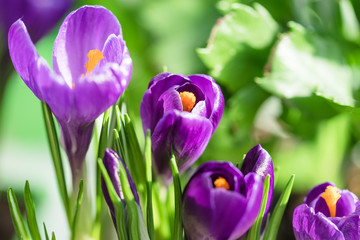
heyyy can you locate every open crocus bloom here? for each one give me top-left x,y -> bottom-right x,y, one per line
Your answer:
140,73 -> 224,178
293,182 -> 360,240
182,161 -> 263,240
8,5 -> 132,176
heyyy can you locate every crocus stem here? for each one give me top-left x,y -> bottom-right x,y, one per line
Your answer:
170,153 -> 183,240
41,102 -> 72,226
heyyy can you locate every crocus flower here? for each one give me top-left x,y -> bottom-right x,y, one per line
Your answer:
8,6 -> 132,177
293,182 -> 360,240
0,0 -> 72,44
182,161 -> 264,240
241,144 -> 274,214
140,73 -> 224,178
101,148 -> 140,225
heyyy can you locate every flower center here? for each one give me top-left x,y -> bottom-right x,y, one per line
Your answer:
321,186 -> 341,217
214,177 -> 230,190
84,49 -> 104,77
179,91 -> 196,112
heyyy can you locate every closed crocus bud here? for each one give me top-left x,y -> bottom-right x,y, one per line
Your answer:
140,73 -> 224,178
101,148 -> 140,226
182,161 -> 263,240
293,182 -> 360,240
241,144 -> 274,214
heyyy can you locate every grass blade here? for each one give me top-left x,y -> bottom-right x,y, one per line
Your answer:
145,129 -> 154,240
93,108 -> 111,237
43,223 -> 50,240
263,174 -> 295,240
24,181 -> 41,240
170,154 -> 183,240
248,174 -> 270,240
41,102 -> 71,225
7,188 -> 30,239
71,179 -> 84,240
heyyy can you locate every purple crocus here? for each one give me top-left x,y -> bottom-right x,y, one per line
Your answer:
8,6 -> 132,177
0,0 -> 72,44
241,144 -> 274,214
182,161 -> 264,240
293,182 -> 360,240
140,73 -> 224,178
101,148 -> 140,225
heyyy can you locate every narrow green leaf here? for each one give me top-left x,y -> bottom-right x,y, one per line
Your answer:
170,154 -> 183,240
94,108 -> 111,237
97,158 -> 128,240
24,181 -> 41,240
145,129 -> 155,240
71,179 -> 84,240
248,174 -> 270,240
263,174 -> 295,240
41,103 -> 71,225
51,232 -> 56,240
118,160 -> 141,240
113,129 -> 125,160
123,113 -> 146,189
7,188 -> 30,239
43,223 -> 50,240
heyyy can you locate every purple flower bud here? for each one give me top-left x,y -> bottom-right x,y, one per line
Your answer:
241,144 -> 274,214
101,148 -> 140,226
140,73 -> 224,178
0,0 -> 73,44
293,182 -> 360,240
8,6 -> 132,177
182,161 -> 264,240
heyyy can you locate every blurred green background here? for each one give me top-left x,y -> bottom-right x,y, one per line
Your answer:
2,0 -> 360,239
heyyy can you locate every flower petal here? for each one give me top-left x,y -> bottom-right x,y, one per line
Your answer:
71,63 -> 125,123
229,173 -> 264,239
188,74 -> 224,132
241,144 -> 274,213
151,110 -> 213,177
293,204 -> 344,240
53,5 -> 122,84
8,19 -> 41,99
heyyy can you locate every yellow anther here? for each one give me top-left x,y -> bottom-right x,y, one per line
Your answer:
214,177 -> 230,190
84,49 -> 104,77
321,186 -> 341,217
179,91 -> 196,112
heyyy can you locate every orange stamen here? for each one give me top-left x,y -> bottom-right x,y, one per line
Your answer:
72,82 -> 75,89
214,177 -> 230,190
84,49 -> 104,77
179,91 -> 196,112
321,186 -> 341,217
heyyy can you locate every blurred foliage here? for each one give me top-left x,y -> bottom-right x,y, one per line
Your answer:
3,0 -> 360,195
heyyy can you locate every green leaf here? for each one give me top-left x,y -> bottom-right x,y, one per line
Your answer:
71,179 -> 84,240
170,154 -> 183,240
197,3 -> 277,90
43,223 -> 50,240
257,22 -> 355,107
24,181 -> 41,240
51,232 -> 56,240
263,174 -> 295,240
339,0 -> 360,42
145,129 -> 155,240
7,188 -> 30,239
94,108 -> 111,237
97,158 -> 128,240
248,174 -> 270,240
41,102 -> 71,225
